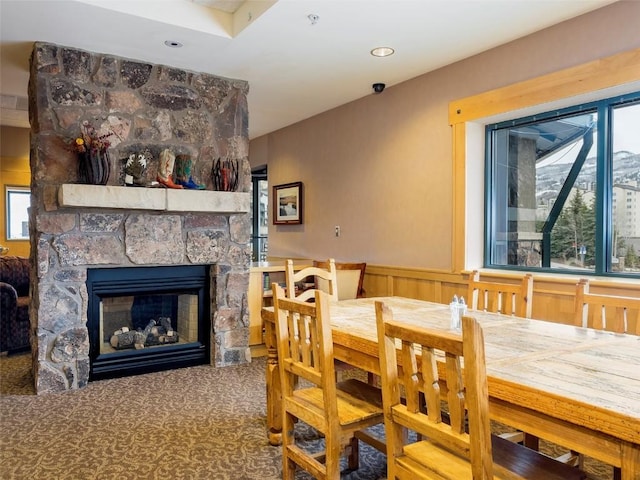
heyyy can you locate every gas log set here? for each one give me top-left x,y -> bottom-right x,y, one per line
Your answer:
110,317 -> 179,350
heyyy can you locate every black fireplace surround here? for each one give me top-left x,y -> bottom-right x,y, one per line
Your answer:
87,265 -> 210,380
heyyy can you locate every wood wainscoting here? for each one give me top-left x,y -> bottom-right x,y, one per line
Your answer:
250,259 -> 640,356
362,266 -> 640,326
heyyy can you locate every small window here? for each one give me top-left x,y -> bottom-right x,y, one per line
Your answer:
6,186 -> 30,240
251,166 -> 268,261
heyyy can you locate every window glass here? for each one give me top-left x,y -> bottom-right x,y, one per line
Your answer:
486,92 -> 640,277
489,112 -> 597,271
251,167 -> 268,261
6,186 -> 31,240
256,178 -> 269,261
612,102 -> 640,273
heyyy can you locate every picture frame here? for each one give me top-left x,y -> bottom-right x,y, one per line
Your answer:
273,182 -> 303,224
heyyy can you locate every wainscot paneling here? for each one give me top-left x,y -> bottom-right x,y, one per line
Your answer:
362,265 -> 640,328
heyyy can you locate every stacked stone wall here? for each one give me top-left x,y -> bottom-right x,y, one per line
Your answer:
28,42 -> 252,393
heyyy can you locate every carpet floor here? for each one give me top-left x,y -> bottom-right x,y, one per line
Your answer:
0,353 -> 614,479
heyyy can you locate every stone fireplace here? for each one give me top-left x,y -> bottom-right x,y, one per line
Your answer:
28,42 -> 252,393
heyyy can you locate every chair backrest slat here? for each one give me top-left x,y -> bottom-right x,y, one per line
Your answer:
420,347 -> 441,422
445,352 -> 465,435
468,271 -> 533,318
400,338 -> 420,413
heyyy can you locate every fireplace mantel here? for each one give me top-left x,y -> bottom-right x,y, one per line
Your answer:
58,184 -> 250,213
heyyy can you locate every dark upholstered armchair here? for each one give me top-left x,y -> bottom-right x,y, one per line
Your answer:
0,255 -> 31,354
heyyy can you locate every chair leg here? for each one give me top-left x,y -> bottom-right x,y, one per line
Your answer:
282,449 -> 296,480
614,466 -> 621,480
347,436 -> 359,471
282,414 -> 296,480
523,433 -> 539,450
325,435 -> 342,479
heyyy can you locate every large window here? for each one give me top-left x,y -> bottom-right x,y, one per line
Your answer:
486,92 -> 640,276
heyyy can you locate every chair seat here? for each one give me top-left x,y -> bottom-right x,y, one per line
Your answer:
398,434 -> 586,480
289,379 -> 383,432
400,440 -> 478,480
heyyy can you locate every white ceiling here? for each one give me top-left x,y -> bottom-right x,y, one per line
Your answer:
0,0 -> 618,139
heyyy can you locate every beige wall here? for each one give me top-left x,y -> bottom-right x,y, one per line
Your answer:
253,1 -> 640,271
0,125 -> 31,257
249,135 -> 268,170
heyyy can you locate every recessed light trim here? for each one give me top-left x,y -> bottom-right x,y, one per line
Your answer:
371,47 -> 394,57
164,40 -> 183,48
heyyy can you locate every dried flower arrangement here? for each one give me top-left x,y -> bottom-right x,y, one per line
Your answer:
72,121 -> 113,154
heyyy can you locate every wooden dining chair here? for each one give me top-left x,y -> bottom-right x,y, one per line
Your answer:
569,278 -> 640,477
467,270 -> 535,447
375,301 -> 587,480
308,259 -> 373,383
468,270 -> 533,318
574,278 -> 640,335
313,260 -> 366,300
285,258 -> 338,302
272,284 -> 384,479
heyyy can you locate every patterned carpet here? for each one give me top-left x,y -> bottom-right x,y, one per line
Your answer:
0,354 -> 385,480
0,353 -> 613,480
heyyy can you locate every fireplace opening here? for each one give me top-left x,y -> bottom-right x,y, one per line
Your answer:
87,265 -> 210,381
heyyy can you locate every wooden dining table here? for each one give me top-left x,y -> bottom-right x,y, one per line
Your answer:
262,296 -> 640,480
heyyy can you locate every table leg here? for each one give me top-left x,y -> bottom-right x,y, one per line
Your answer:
265,320 -> 282,446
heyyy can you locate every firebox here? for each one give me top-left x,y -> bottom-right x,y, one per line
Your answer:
87,265 -> 210,380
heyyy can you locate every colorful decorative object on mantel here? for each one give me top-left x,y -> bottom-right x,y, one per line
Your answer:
158,149 -> 183,189
73,121 -> 113,185
124,152 -> 147,186
211,157 -> 239,192
175,154 -> 205,190
123,151 -> 160,187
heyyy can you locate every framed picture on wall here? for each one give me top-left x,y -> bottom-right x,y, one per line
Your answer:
273,182 -> 303,224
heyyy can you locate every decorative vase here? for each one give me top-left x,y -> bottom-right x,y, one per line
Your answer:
78,150 -> 110,185
211,157 -> 239,192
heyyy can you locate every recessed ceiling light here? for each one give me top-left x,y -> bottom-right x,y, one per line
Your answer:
371,47 -> 394,57
164,40 -> 183,48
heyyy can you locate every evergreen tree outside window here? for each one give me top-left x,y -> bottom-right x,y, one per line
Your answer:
485,92 -> 640,277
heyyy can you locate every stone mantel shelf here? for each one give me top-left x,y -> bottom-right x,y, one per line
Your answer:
58,184 -> 250,213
